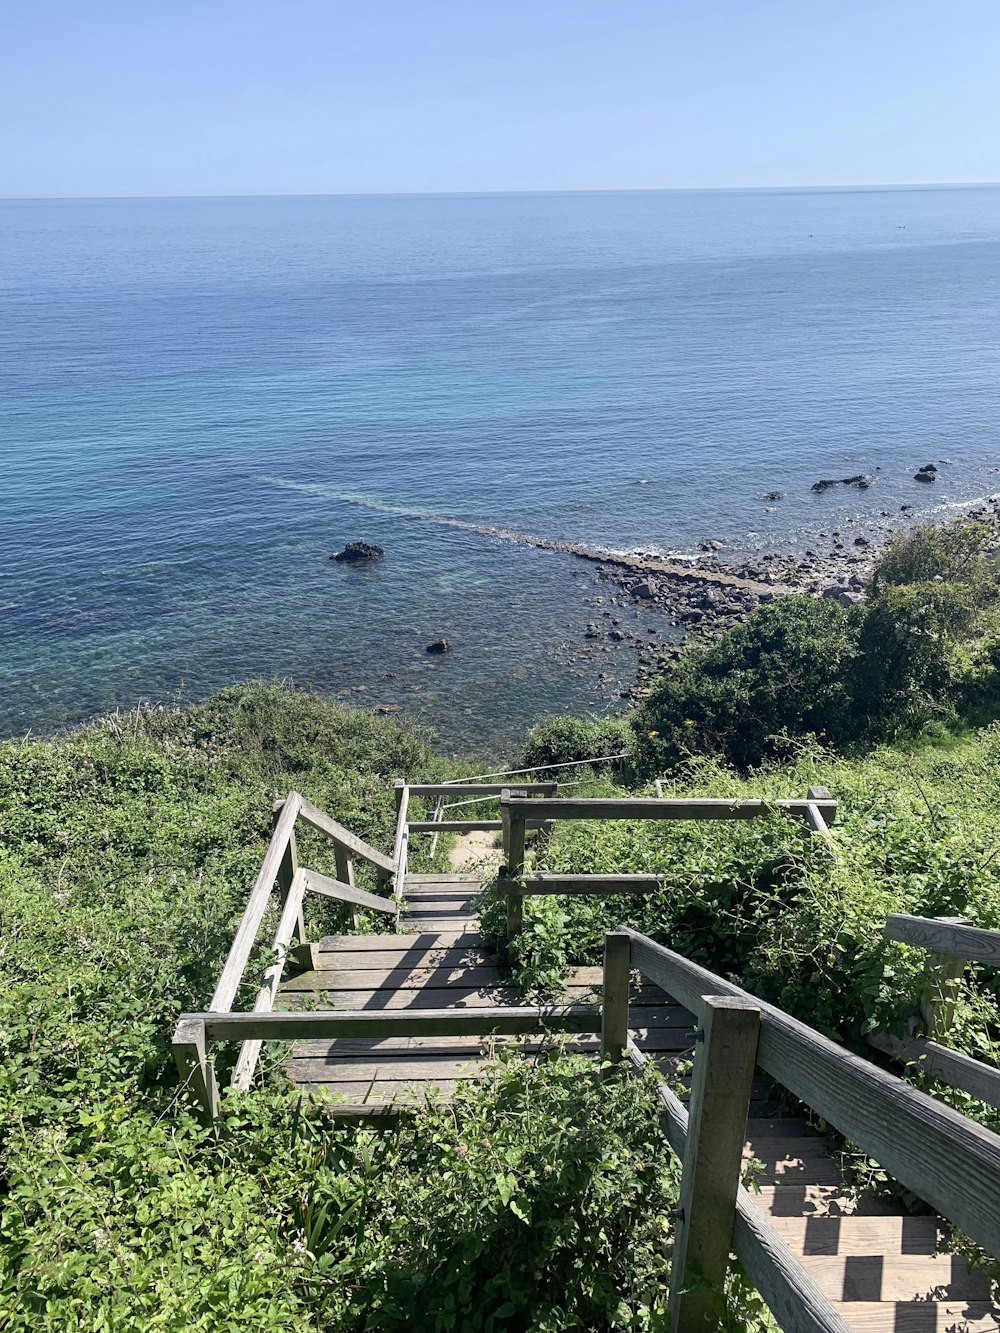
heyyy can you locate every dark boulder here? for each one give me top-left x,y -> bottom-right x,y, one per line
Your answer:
332,541 -> 385,563
811,475 -> 873,493
426,638 -> 451,655
914,471 -> 935,484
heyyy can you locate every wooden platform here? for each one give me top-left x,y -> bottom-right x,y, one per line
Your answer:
276,870 -> 1000,1331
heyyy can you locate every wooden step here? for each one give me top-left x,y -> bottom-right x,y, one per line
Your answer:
753,1186 -> 899,1218
765,1213 -> 946,1256
832,1301 -> 1000,1332
800,1253 -> 991,1303
317,931 -> 485,951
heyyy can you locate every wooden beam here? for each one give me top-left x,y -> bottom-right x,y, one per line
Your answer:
499,873 -> 664,896
231,867 -> 310,1091
600,931 -> 631,1071
668,996 -> 761,1333
868,1031 -> 1000,1110
392,782 -> 409,909
209,792 -> 302,1014
273,803 -> 313,969
405,782 -> 558,797
333,844 -> 359,932
297,796 -> 396,875
626,1042 -> 851,1333
504,796 -> 838,822
408,819 -> 504,833
885,913 -> 1000,966
302,868 -> 396,914
185,1005 -> 603,1042
622,927 -> 1000,1260
172,1018 -> 218,1123
501,788 -> 527,938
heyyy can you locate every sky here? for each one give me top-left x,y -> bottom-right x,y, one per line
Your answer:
2,0 -> 999,197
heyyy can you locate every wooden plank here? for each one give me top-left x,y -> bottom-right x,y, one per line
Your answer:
868,1031 -> 1000,1109
290,1029 -> 694,1058
209,791 -> 302,1014
392,781 -> 409,906
829,1302 -> 1000,1332
885,913 -> 1000,966
302,1078 -> 463,1101
308,948 -> 497,971
755,1186 -> 898,1219
288,1056 -> 487,1082
188,1005 -> 603,1041
500,788 -> 527,937
765,1214 -> 943,1255
408,820 -> 503,833
333,843 -> 359,933
297,795 -> 396,874
627,1040 -> 851,1333
406,782 -> 559,797
172,1018 -> 218,1124
273,804 -> 311,967
799,1254 -> 990,1303
303,868 -> 396,915
625,928 -> 1000,1259
505,796 -> 838,822
404,874 -> 483,884
601,931 -> 631,1069
317,931 -> 485,950
669,996 -> 761,1333
500,873 -> 664,896
278,987 -> 522,1008
283,965 -> 509,989
232,866 -> 310,1091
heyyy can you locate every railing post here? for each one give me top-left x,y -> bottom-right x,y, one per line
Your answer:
668,995 -> 761,1333
173,1018 -> 218,1124
273,799 -> 314,970
334,845 -> 360,932
921,916 -> 970,1040
601,930 -> 631,1073
500,788 -> 526,937
391,780 -> 410,919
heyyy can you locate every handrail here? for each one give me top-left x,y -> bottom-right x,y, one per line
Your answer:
620,926 -> 1000,1261
297,795 -> 396,875
391,781 -> 410,912
208,792 -> 302,1014
502,795 -> 838,822
431,752 -> 630,784
886,912 -> 1000,964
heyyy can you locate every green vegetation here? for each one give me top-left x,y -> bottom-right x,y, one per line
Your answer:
8,522 -> 1000,1329
635,521 -> 1000,774
0,684 -> 681,1331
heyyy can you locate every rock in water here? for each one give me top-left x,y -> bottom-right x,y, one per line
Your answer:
914,471 -> 935,483
426,638 -> 451,654
811,475 -> 873,493
331,541 -> 385,563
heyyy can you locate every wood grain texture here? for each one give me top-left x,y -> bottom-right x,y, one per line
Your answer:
297,796 -> 396,874
600,931 -> 631,1069
505,796 -> 838,822
172,1018 -> 218,1124
868,1031 -> 1000,1109
406,782 -> 558,797
625,928 -> 1000,1259
500,873 -> 665,896
303,868 -> 397,914
188,1005 -> 603,1041
885,913 -> 1000,965
209,791 -> 302,1014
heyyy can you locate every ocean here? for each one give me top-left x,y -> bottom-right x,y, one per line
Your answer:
3,187 -> 1000,751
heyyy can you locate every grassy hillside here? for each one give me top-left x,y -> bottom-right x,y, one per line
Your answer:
0,685 -> 682,1331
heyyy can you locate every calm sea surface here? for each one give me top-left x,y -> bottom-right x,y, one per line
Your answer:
3,188 -> 1000,751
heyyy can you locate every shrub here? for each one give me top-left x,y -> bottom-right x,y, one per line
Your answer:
521,714 -> 634,776
634,597 -> 859,775
872,520 -> 996,593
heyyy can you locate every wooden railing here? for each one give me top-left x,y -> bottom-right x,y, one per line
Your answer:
869,912 -> 1000,1109
497,786 -> 837,937
606,926 -> 1000,1333
173,789 -> 401,1114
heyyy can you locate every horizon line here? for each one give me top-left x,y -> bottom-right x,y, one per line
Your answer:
3,179 -> 1000,203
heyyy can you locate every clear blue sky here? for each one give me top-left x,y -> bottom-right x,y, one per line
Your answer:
2,0 -> 998,197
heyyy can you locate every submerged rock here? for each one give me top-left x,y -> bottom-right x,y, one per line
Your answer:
811,475 -> 873,493
914,471 -> 935,484
426,638 -> 452,655
332,541 -> 385,563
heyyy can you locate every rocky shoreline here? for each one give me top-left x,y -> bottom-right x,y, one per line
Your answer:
571,490 -> 1000,703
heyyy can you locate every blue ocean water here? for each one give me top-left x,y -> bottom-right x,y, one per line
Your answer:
3,188 -> 1000,751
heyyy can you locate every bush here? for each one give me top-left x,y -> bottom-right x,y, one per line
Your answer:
521,714 -> 634,776
872,520 -> 996,592
634,597 -> 859,775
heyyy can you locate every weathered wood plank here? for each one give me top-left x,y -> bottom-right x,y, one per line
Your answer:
765,1213 -> 942,1254
505,796 -> 838,822
601,930 -> 631,1069
188,1005 -> 602,1041
500,874 -> 665,896
308,948 -> 496,971
303,868 -> 397,914
232,866 -> 310,1090
172,1018 -> 218,1123
829,1302 -> 1000,1332
285,965 -> 509,989
290,1027 -> 694,1058
297,796 -> 396,874
868,1031 -> 1000,1109
333,843 -> 359,932
406,782 -> 558,797
288,1057 -> 486,1082
209,792 -> 302,1014
317,931 -> 485,950
800,1253 -> 990,1302
403,874 -> 483,885
408,819 -> 504,833
391,781 -> 409,906
669,996 -> 761,1333
625,928 -> 1000,1259
885,913 -> 1000,966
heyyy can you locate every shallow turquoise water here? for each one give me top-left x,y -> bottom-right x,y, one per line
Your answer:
3,188 -> 1000,750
